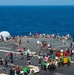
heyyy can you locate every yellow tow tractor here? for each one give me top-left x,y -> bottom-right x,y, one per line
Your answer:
58,56 -> 71,67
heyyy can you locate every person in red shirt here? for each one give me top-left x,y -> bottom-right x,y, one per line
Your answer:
19,47 -> 22,52
65,48 -> 70,56
56,50 -> 61,57
6,52 -> 10,59
16,66 -> 21,75
36,32 -> 38,37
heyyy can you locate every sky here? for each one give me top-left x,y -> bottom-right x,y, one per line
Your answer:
0,0 -> 74,6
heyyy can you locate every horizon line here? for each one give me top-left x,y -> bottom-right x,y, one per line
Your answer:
0,4 -> 74,6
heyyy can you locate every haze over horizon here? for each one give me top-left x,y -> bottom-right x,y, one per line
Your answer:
0,0 -> 74,6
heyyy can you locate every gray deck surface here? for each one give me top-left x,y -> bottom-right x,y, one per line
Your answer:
0,37 -> 74,75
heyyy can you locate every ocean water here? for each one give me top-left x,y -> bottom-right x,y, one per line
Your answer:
0,6 -> 74,36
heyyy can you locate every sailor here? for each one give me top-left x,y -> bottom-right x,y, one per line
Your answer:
60,50 -> 64,56
65,48 -> 70,56
37,40 -> 40,45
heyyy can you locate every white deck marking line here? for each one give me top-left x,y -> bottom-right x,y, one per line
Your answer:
54,45 -> 69,48
0,47 -> 11,49
0,49 -> 20,54
0,47 -> 19,51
